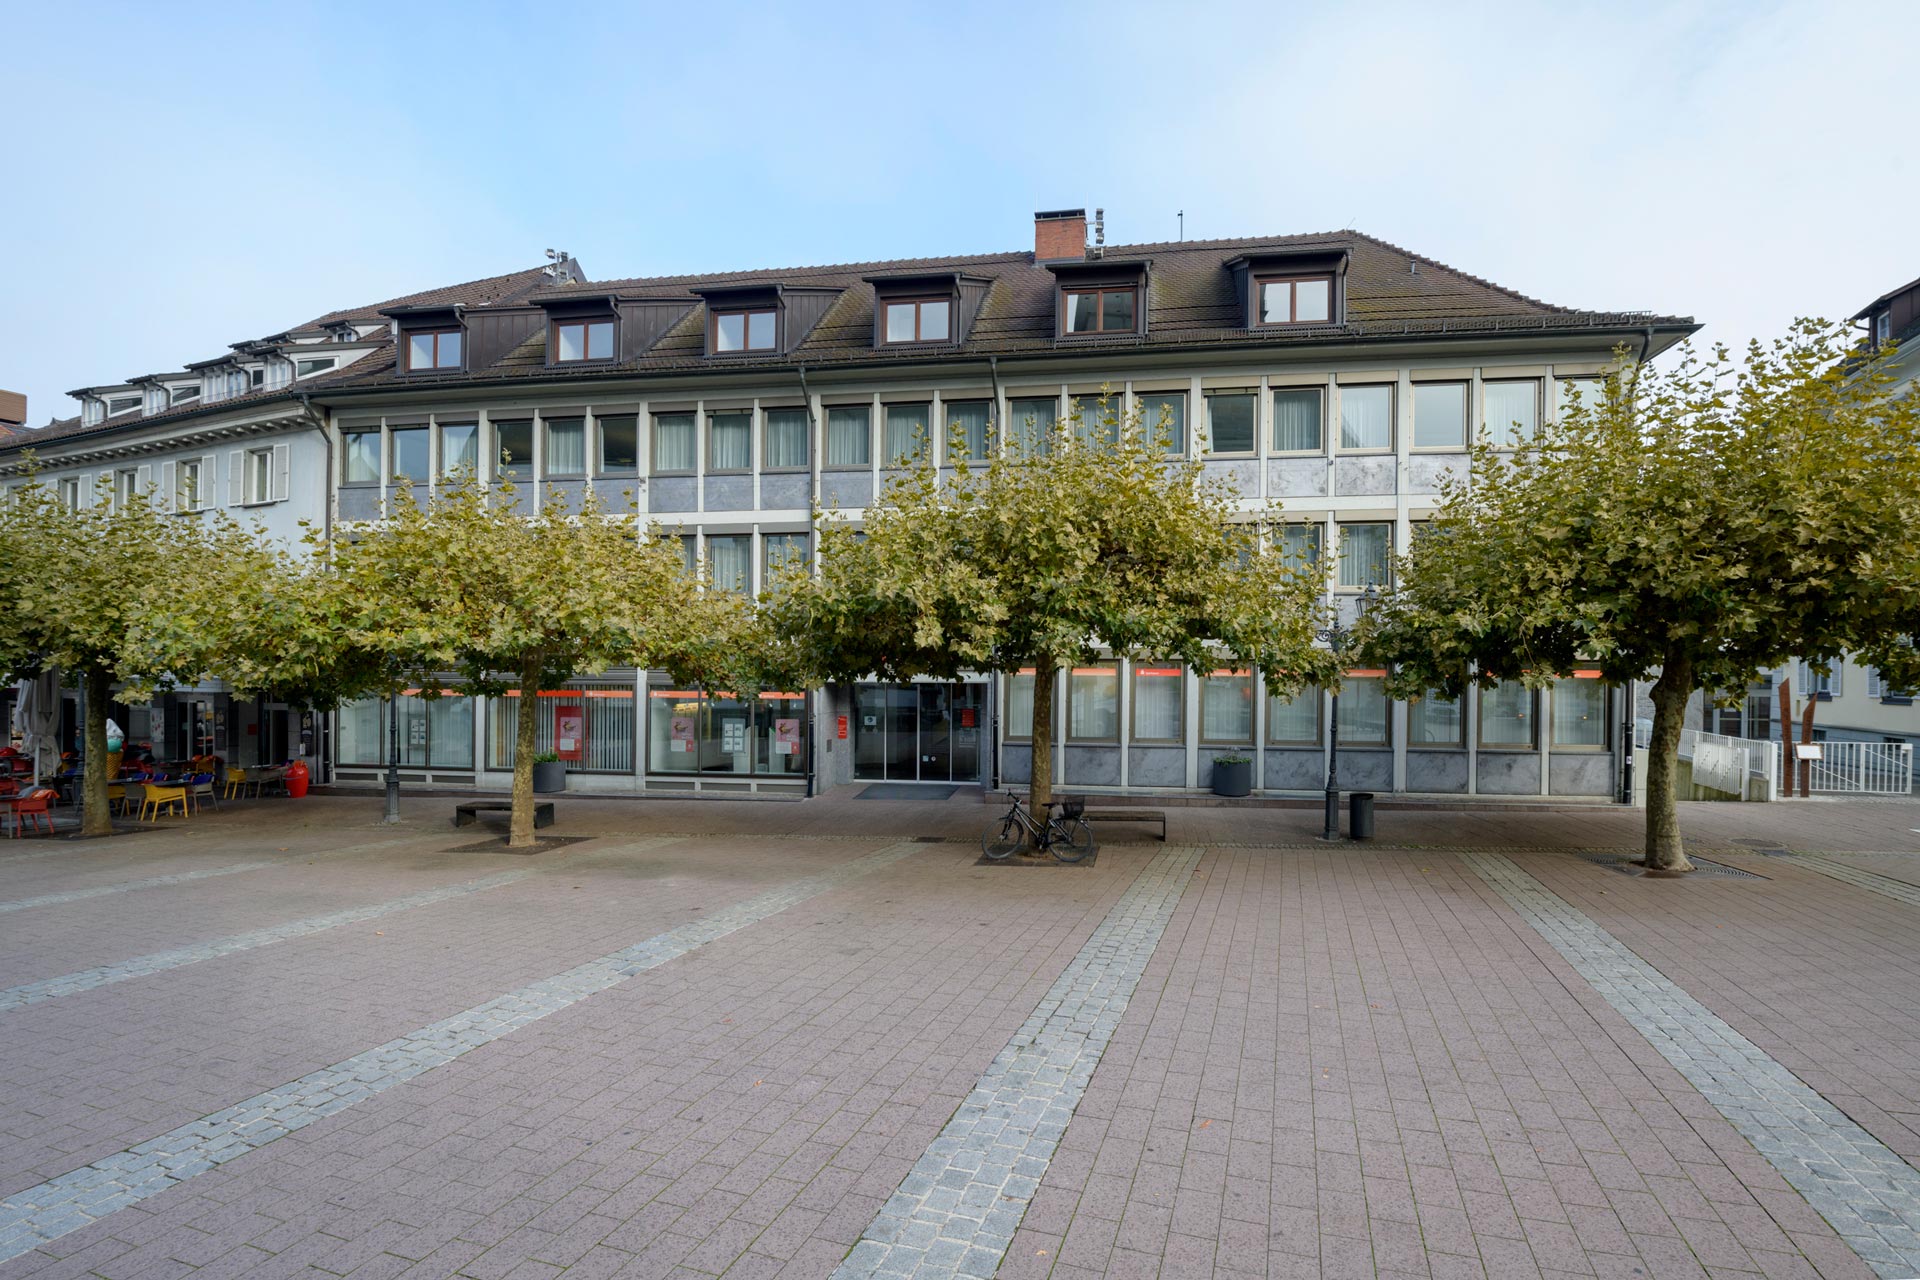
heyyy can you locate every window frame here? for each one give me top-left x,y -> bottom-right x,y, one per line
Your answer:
1266,682 -> 1323,746
1477,680 -> 1537,750
1004,668 -> 1046,743
405,329 -> 463,372
761,532 -> 811,594
1411,381 -> 1469,451
243,447 -> 274,505
881,402 -> 933,467
1405,690 -> 1466,748
1336,671 -> 1391,747
1199,668 -> 1256,746
1255,274 -> 1334,326
880,297 -> 955,346
1337,383 -> 1395,453
1336,521 -> 1394,591
551,318 -> 616,364
169,385 -> 201,405
760,407 -> 810,472
823,404 -> 873,470
440,421 -> 481,478
650,413 -> 697,477
1549,673 -> 1610,750
1203,390 -> 1259,458
1134,389 -> 1188,457
294,357 -> 337,378
105,395 -> 140,416
389,425 -> 432,486
711,307 -> 777,354
494,419 -> 535,479
1066,661 -> 1122,744
341,430 -> 382,486
1277,522 -> 1323,572
1270,386 -> 1324,454
1484,378 -> 1542,449
943,400 -> 994,464
1061,286 -> 1139,336
1130,662 -> 1186,744
706,411 -> 753,475
176,459 -> 205,512
542,417 -> 587,479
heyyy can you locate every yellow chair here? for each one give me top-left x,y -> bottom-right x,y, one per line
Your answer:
140,783 -> 188,821
223,767 -> 249,800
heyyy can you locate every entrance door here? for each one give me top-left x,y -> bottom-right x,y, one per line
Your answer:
883,686 -> 918,779
918,684 -> 952,779
854,687 -> 888,779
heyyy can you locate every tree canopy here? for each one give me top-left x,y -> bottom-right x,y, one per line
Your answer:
1359,323 -> 1920,870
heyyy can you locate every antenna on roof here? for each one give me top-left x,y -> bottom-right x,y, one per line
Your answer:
1178,210 -> 1184,241
1090,208 -> 1105,260
543,248 -> 575,285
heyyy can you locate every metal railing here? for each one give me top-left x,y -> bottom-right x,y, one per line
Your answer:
1634,722 -> 1778,800
1804,740 -> 1914,795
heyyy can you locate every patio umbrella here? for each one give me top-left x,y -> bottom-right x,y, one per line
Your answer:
13,670 -> 61,786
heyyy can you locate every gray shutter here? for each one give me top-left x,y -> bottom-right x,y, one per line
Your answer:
136,464 -> 152,506
271,442 -> 291,502
202,454 -> 217,509
228,450 -> 244,506
158,461 -> 176,513
98,469 -> 115,511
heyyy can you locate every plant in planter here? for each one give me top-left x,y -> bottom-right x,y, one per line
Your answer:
1211,753 -> 1253,797
530,750 -> 567,794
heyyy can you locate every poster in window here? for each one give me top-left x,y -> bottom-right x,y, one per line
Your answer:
721,717 -> 747,753
670,715 -> 695,752
554,704 -> 584,763
773,717 -> 801,755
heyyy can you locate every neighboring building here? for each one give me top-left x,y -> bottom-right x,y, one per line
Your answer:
0,390 -> 25,433
0,213 -> 1697,801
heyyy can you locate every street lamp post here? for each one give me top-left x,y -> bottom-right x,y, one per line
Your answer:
383,693 -> 401,824
1316,585 -> 1376,843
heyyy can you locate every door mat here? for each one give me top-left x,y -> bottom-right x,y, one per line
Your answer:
859,784 -> 959,800
445,835 -> 596,855
974,848 -> 1100,868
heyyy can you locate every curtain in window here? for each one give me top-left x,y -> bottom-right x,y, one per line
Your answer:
1280,523 -> 1321,570
1068,664 -> 1118,740
826,406 -> 871,466
707,535 -> 752,594
1484,381 -> 1539,446
762,533 -> 810,591
1007,671 -> 1035,738
1201,671 -> 1253,743
1412,383 -> 1466,449
709,413 -> 751,471
1271,389 -> 1321,452
428,697 -> 475,768
1339,385 -> 1393,450
1480,681 -> 1534,747
1008,398 -> 1056,455
1266,685 -> 1319,744
763,408 -> 808,468
1551,678 -> 1606,746
946,401 -> 991,461
883,403 -> 930,465
343,432 -> 380,484
1556,378 -> 1605,420
1407,692 -> 1462,745
488,684 -> 634,772
1132,665 -> 1183,741
336,698 -> 384,764
1337,523 -> 1391,588
1340,677 -> 1388,744
441,424 -> 479,476
545,418 -> 585,477
653,414 -> 695,472
1138,392 -> 1186,454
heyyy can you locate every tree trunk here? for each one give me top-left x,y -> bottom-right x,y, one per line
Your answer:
509,660 -> 542,848
81,667 -> 113,838
1029,658 -> 1056,808
1644,656 -> 1695,873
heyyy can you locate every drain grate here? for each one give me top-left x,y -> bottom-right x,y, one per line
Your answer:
1576,852 -> 1767,881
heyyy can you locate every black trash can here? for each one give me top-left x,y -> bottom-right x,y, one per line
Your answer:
1349,792 -> 1375,841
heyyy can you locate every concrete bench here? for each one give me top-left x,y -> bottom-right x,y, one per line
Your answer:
1084,808 -> 1167,842
453,800 -> 554,829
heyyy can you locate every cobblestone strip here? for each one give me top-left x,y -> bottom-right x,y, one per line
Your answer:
1465,851 -> 1920,1279
0,861 -> 278,915
834,845 -> 1205,1280
0,840 -> 920,1266
1790,854 -> 1920,908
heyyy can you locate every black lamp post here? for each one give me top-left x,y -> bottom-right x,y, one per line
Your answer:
1317,584 -> 1377,842
383,691 -> 401,824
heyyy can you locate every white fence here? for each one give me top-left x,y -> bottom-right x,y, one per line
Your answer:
1803,740 -> 1914,795
1634,721 -> 1914,797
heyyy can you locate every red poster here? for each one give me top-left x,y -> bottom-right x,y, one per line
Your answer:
554,704 -> 585,762
836,715 -> 848,740
960,707 -> 976,729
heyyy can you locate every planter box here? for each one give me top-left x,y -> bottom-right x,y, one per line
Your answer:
1211,759 -> 1252,797
531,761 -> 568,793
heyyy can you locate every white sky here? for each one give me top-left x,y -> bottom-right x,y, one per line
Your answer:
3,0 -> 1914,425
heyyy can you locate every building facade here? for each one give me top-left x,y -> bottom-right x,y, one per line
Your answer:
1,213 -> 1696,801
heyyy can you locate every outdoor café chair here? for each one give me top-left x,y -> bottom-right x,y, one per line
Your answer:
140,783 -> 188,822
223,766 -> 249,800
7,788 -> 56,838
184,773 -> 218,814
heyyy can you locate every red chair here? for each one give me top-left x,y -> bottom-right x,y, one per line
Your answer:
7,788 -> 55,838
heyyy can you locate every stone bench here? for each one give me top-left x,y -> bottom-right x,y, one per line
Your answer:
1083,808 -> 1167,842
453,800 -> 554,829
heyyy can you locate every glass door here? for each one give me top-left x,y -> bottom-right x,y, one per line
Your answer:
952,684 -> 985,782
884,686 -> 918,779
918,684 -> 952,779
854,686 -> 888,779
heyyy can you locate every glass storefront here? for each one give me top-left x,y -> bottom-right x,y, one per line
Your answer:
647,682 -> 808,777
488,681 -> 634,772
854,682 -> 985,782
337,691 -> 476,769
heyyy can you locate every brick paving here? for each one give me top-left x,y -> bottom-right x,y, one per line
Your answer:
0,792 -> 1916,1278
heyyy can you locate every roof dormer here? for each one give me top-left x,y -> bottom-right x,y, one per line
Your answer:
1046,258 -> 1151,342
862,271 -> 991,350
692,283 -> 843,358
1223,247 -> 1350,330
381,303 -> 466,374
536,294 -> 621,367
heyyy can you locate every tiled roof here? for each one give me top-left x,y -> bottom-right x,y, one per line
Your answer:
298,264 -> 557,329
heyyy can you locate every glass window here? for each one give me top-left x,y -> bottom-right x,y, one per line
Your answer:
1137,391 -> 1186,455
1006,669 -> 1036,740
1205,392 -> 1257,455
1064,288 -> 1136,334
295,357 -> 335,377
441,422 -> 479,477
343,431 -> 380,485
762,533 -> 810,593
390,427 -> 429,484
645,685 -> 807,777
407,330 -> 461,371
884,298 -> 952,343
1485,380 -> 1540,447
715,309 -> 776,352
554,319 -> 614,362
1339,385 -> 1393,450
652,413 -> 696,474
1201,669 -> 1254,744
490,682 -> 634,773
1008,397 -> 1057,455
1479,681 -> 1535,748
177,460 -> 203,511
544,418 -> 585,478
883,403 -> 931,466
1552,677 -> 1607,747
706,534 -> 752,594
597,415 -> 638,472
1407,691 -> 1463,746
1131,663 -> 1184,742
708,412 -> 751,472
1258,276 -> 1333,324
1413,382 -> 1467,449
826,405 -> 871,467
763,408 -> 809,469
1068,663 -> 1119,742
1337,523 -> 1392,589
946,401 -> 992,462
1339,675 -> 1388,745
1279,523 -> 1321,570
1555,377 -> 1606,420
495,420 -> 533,477
340,693 -> 475,769
1263,684 -> 1316,745
1271,388 -> 1323,452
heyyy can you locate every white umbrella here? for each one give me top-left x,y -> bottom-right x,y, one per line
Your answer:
13,670 -> 61,787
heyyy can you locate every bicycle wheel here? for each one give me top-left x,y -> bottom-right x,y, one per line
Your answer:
1051,819 -> 1096,863
982,817 -> 1028,860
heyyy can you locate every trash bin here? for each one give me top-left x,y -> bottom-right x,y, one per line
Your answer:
1349,792 -> 1375,840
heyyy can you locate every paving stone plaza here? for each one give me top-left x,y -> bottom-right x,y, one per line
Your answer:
3,792 -> 1920,1279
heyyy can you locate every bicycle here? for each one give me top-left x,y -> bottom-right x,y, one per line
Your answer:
982,790 -> 1096,863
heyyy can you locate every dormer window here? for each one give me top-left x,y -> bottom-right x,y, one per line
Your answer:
406,330 -> 463,371
883,298 -> 952,344
553,319 -> 614,362
1258,276 -> 1333,325
106,395 -> 140,416
1064,287 -> 1136,334
714,308 -> 776,353
295,357 -> 337,378
1877,311 -> 1893,347
170,385 -> 200,405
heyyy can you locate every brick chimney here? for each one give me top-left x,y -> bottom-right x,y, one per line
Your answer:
1033,208 -> 1087,262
